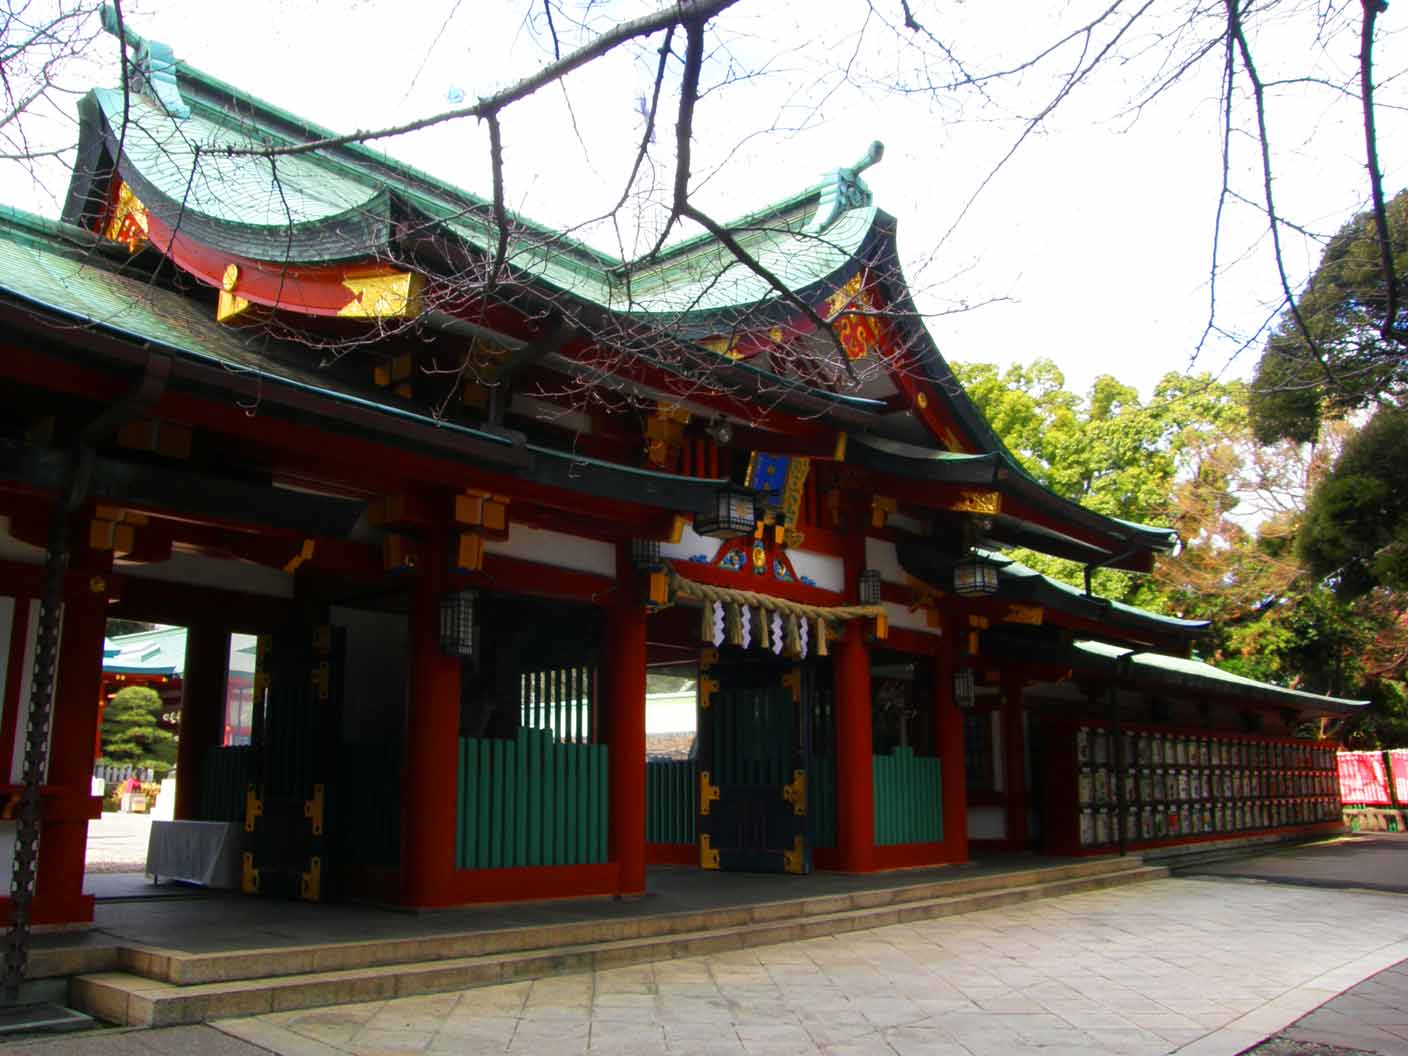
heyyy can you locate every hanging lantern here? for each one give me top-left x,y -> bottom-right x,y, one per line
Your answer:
439,589 -> 476,657
953,667 -> 976,708
631,538 -> 663,571
858,568 -> 883,605
953,553 -> 1000,598
694,484 -> 757,539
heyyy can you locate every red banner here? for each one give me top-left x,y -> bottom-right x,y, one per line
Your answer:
1338,750 -> 1391,806
1390,749 -> 1408,806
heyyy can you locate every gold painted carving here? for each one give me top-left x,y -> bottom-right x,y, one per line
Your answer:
781,456 -> 810,547
644,402 -> 691,467
282,539 -> 316,574
103,182 -> 149,251
1002,604 -> 1044,626
698,675 -> 719,711
825,272 -> 884,361
951,490 -> 1002,515
699,646 -> 719,672
782,770 -> 807,816
338,271 -> 425,319
217,263 -> 251,322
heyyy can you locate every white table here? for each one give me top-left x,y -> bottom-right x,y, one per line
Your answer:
145,820 -> 242,888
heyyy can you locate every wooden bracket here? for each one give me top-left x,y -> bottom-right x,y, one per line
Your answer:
698,676 -> 719,711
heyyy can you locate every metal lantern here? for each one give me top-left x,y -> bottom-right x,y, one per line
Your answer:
694,484 -> 757,539
858,569 -> 883,605
953,553 -> 999,598
631,538 -> 663,571
953,667 -> 976,708
439,589 -> 476,657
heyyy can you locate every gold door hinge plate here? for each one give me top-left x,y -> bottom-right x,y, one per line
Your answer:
782,769 -> 807,816
310,661 -> 330,701
700,834 -> 719,870
300,856 -> 322,901
699,770 -> 720,816
782,669 -> 801,703
244,784 -> 263,833
241,851 -> 260,894
699,676 -> 720,711
304,782 -> 325,836
783,835 -> 806,875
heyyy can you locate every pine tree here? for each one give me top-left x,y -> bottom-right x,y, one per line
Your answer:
99,685 -> 176,774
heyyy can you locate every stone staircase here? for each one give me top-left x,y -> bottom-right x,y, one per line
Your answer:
62,856 -> 1167,1027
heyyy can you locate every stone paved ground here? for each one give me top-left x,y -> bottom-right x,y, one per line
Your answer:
1244,957 -> 1408,1056
168,875 -> 1405,1056
82,812 -> 152,874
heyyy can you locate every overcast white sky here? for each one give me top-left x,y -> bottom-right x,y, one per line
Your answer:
6,0 -> 1404,401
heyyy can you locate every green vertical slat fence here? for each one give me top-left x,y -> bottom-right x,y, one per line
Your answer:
456,730 -> 609,869
872,747 -> 942,846
807,754 -> 837,848
199,745 -> 254,822
646,759 -> 698,844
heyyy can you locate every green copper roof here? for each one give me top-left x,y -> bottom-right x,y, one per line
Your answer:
999,556 -> 1208,632
1076,639 -> 1367,712
96,88 -> 382,232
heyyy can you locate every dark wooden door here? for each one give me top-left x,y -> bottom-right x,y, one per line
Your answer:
243,623 -> 344,900
697,648 -> 811,874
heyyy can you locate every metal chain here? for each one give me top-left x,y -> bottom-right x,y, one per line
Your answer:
2,503 -> 69,1003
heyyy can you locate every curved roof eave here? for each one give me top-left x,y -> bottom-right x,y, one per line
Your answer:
862,214 -> 1180,556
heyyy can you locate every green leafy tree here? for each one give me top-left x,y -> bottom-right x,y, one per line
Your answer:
99,685 -> 176,774
1299,404 -> 1408,598
1250,190 -> 1408,445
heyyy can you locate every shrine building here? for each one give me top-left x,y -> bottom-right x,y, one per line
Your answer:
0,19 -> 1361,930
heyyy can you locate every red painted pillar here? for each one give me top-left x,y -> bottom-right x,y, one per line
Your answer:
834,622 -> 875,871
604,545 -> 647,895
31,543 -> 111,925
935,630 -> 968,862
401,525 -> 461,908
1001,671 -> 1029,849
175,624 -> 228,820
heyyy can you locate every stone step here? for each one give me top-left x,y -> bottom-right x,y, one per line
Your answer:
70,862 -> 1168,1027
91,855 -> 1152,989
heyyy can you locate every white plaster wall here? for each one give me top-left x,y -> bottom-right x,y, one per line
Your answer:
787,549 -> 843,593
864,537 -> 905,583
121,550 -> 295,598
883,601 -> 940,634
968,805 -> 1006,840
331,606 -> 408,745
0,517 -> 44,566
659,523 -> 719,563
484,524 -> 616,577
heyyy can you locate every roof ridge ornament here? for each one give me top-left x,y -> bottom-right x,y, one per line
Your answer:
805,140 -> 884,235
100,4 -> 190,120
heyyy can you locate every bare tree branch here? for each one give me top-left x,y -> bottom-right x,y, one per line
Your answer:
1358,0 -> 1402,346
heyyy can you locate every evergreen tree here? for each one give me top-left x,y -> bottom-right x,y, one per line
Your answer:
99,685 -> 176,774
